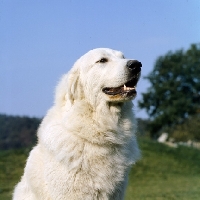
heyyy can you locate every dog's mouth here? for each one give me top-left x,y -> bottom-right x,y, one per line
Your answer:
102,75 -> 140,97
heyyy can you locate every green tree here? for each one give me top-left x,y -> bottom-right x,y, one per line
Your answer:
0,114 -> 41,149
172,114 -> 200,142
139,44 -> 200,137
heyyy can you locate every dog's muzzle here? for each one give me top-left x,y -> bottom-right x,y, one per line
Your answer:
102,60 -> 142,97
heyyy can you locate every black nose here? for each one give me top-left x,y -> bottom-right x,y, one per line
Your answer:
127,60 -> 142,73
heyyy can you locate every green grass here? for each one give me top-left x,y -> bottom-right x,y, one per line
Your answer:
0,139 -> 200,200
125,139 -> 200,200
0,149 -> 30,200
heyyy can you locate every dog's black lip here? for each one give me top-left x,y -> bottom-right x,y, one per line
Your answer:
102,77 -> 138,96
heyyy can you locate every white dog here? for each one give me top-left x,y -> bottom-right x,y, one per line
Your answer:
13,48 -> 142,200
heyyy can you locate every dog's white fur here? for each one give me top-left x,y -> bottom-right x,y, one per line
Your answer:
13,48 -> 140,200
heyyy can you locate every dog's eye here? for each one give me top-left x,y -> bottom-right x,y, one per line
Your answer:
97,58 -> 108,63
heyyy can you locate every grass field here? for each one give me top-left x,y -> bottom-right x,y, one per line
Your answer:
0,139 -> 200,200
125,139 -> 200,200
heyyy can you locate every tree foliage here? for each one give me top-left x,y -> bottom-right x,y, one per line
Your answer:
139,44 -> 200,136
0,114 -> 41,150
171,114 -> 200,142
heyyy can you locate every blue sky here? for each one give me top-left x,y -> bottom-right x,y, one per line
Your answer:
1,0 -> 200,118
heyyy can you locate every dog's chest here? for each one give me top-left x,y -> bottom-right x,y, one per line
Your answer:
44,141 -> 130,198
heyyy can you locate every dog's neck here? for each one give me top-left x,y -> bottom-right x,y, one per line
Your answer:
62,100 -> 135,145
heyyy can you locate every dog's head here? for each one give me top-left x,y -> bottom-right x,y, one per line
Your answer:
55,48 -> 141,107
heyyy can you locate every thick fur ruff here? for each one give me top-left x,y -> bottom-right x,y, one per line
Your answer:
13,48 -> 140,200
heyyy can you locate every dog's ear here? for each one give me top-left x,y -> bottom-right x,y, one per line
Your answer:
54,66 -> 81,108
66,66 -> 81,104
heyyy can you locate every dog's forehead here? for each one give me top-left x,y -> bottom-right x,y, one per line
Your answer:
86,48 -> 124,59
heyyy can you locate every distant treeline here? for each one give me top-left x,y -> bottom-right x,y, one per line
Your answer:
0,114 -> 150,150
0,114 -> 41,150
